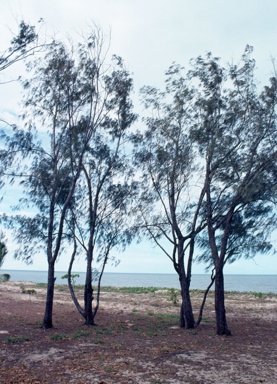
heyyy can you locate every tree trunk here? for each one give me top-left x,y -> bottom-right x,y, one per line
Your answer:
67,246 -> 86,319
195,269 -> 215,327
84,261 -> 94,325
42,262 -> 56,329
214,267 -> 231,335
179,274 -> 195,329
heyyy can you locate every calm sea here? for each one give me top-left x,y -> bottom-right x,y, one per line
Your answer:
1,270 -> 276,293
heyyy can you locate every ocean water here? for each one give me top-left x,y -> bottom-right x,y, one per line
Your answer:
1,269 -> 276,293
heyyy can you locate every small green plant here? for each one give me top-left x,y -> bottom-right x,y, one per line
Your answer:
94,328 -> 112,335
94,328 -> 104,335
252,292 -> 263,298
168,288 -> 178,305
156,313 -> 179,320
147,310 -> 154,316
61,273 -> 80,285
36,282 -> 47,288
50,333 -> 67,341
6,335 -> 29,343
72,331 -> 90,339
20,285 -> 37,295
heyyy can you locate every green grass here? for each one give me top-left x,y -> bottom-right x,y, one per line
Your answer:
72,331 -> 90,339
33,283 -> 276,299
6,335 -> 30,343
224,290 -> 276,298
93,328 -> 112,335
50,333 -> 67,341
155,313 -> 179,320
35,283 -> 47,288
97,286 -> 166,294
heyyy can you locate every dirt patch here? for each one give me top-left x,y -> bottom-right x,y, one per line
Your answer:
0,281 -> 277,383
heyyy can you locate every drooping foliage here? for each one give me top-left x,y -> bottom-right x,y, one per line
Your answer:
65,55 -> 137,325
135,46 -> 277,334
4,28 -> 136,328
0,241 -> 7,268
133,64 -> 207,329
188,46 -> 277,334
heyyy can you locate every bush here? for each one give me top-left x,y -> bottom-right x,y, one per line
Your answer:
0,274 -> 10,282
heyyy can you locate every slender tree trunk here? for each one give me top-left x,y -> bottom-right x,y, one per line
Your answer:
195,269 -> 215,327
84,259 -> 94,325
42,261 -> 56,329
67,243 -> 86,319
179,273 -> 195,329
214,267 -> 231,335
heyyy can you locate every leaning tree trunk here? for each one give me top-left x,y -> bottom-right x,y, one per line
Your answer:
195,269 -> 215,327
67,244 -> 86,319
42,261 -> 56,329
214,267 -> 231,335
179,273 -> 195,329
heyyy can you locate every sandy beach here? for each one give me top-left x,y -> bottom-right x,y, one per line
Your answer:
0,281 -> 277,383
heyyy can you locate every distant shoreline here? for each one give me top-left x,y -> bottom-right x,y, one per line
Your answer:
1,270 -> 276,293
1,280 -> 277,297
2,269 -> 276,275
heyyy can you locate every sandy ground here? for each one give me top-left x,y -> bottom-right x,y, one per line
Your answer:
0,281 -> 277,383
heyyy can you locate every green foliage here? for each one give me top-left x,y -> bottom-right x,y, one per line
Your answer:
98,286 -> 161,294
50,333 -> 67,341
3,28 -> 137,329
61,273 -> 80,285
0,20 -> 38,73
93,328 -> 112,335
0,242 -> 7,268
20,285 -> 36,295
191,48 -> 277,267
6,335 -> 29,343
0,273 -> 10,282
168,288 -> 179,305
35,283 -> 47,288
72,331 -> 90,339
155,313 -> 179,320
251,292 -> 263,299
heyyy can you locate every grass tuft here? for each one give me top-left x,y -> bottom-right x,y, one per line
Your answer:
6,335 -> 29,343
50,333 -> 67,341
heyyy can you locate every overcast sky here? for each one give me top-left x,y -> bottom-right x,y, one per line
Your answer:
1,0 -> 277,275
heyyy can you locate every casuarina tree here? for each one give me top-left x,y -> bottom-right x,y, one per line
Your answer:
5,28 -> 135,329
133,64 -> 207,329
65,56 -> 137,325
190,46 -> 277,335
136,47 -> 277,334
